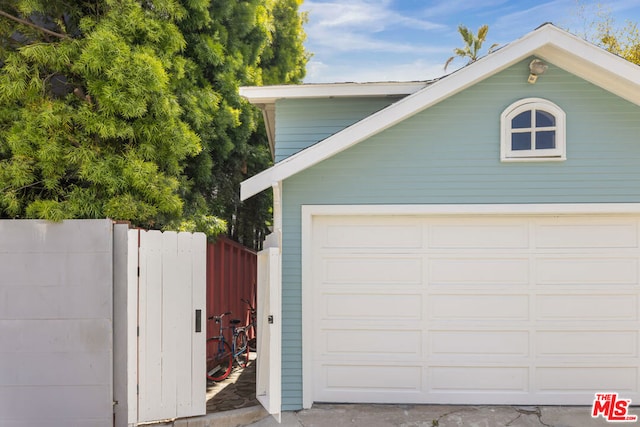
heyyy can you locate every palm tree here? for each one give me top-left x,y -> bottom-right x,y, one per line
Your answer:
444,24 -> 499,71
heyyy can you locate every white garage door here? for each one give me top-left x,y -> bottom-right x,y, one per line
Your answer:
310,213 -> 640,405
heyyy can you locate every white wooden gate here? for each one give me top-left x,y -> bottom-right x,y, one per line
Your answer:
256,245 -> 281,421
132,230 -> 206,423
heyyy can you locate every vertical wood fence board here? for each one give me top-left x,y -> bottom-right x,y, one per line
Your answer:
174,232 -> 193,417
127,229 -> 139,424
191,233 -> 207,415
138,230 -> 164,421
161,232 -> 179,416
256,250 -> 270,398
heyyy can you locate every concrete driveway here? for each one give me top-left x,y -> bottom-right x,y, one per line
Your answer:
245,403 -> 631,427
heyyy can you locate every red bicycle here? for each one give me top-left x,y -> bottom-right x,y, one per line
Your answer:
206,312 -> 250,382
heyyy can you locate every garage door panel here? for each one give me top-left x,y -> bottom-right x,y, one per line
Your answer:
536,257 -> 638,285
429,257 -> 529,285
429,223 -> 529,249
323,223 -> 423,249
537,294 -> 638,320
429,295 -> 529,321
323,329 -> 421,357
323,293 -> 422,319
323,257 -> 422,285
535,222 -> 639,248
536,331 -> 638,357
322,364 -> 423,391
429,331 -> 529,357
429,366 -> 529,392
536,367 -> 638,392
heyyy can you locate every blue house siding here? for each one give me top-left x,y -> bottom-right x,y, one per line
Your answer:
278,58 -> 640,409
275,97 -> 404,162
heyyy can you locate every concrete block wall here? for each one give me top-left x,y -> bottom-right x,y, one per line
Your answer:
0,220 -> 114,426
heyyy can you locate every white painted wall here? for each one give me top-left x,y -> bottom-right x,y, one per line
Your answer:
0,220 -> 114,427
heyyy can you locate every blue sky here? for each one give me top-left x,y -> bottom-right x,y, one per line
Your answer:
300,0 -> 640,83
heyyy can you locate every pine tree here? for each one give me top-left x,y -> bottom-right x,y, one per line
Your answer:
0,0 -> 309,246
176,0 -> 308,248
0,0 -> 200,226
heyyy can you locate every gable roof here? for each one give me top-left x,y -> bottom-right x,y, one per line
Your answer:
240,23 -> 640,200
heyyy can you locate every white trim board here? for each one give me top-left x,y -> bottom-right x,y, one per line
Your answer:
241,24 -> 640,201
300,202 -> 640,408
239,81 -> 429,105
302,203 -> 640,217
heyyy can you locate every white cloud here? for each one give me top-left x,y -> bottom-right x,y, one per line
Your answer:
490,0 -> 577,40
304,58 -> 447,84
304,0 -> 442,31
422,0 -> 510,19
305,60 -> 330,81
302,0 -> 445,54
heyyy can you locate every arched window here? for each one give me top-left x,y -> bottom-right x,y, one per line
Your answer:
501,98 -> 566,161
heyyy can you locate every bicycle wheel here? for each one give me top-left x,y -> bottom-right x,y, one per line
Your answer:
234,330 -> 249,368
207,340 -> 232,381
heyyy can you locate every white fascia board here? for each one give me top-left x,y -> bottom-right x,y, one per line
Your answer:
538,25 -> 640,83
301,203 -> 640,217
533,27 -> 640,105
262,104 -> 276,159
240,24 -> 640,201
239,81 -> 429,104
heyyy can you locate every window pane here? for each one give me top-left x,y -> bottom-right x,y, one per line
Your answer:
512,111 -> 531,128
536,131 -> 556,149
512,132 -> 531,150
536,110 -> 555,127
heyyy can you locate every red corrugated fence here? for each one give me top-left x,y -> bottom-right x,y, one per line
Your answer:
206,237 -> 257,360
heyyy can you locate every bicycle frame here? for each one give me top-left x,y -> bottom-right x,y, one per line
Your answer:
206,311 -> 249,381
241,298 -> 257,350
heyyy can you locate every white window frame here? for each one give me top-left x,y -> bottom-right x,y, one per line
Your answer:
501,98 -> 566,162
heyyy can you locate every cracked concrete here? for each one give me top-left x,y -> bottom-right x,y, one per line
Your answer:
244,404 -> 627,427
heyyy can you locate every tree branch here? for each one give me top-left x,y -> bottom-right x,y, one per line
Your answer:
1,180 -> 44,194
0,9 -> 70,40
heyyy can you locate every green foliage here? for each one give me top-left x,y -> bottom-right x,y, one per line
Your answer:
444,24 -> 499,71
176,0 -> 308,248
0,0 -> 199,228
260,0 -> 310,85
0,0 -> 308,246
166,214 -> 227,238
569,2 -> 640,65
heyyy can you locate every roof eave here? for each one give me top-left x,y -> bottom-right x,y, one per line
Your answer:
240,82 -> 429,160
239,81 -> 431,105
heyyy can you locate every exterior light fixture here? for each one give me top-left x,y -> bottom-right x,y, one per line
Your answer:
528,59 -> 548,84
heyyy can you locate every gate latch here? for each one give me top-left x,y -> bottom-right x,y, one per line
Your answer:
267,315 -> 274,324
195,309 -> 202,333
